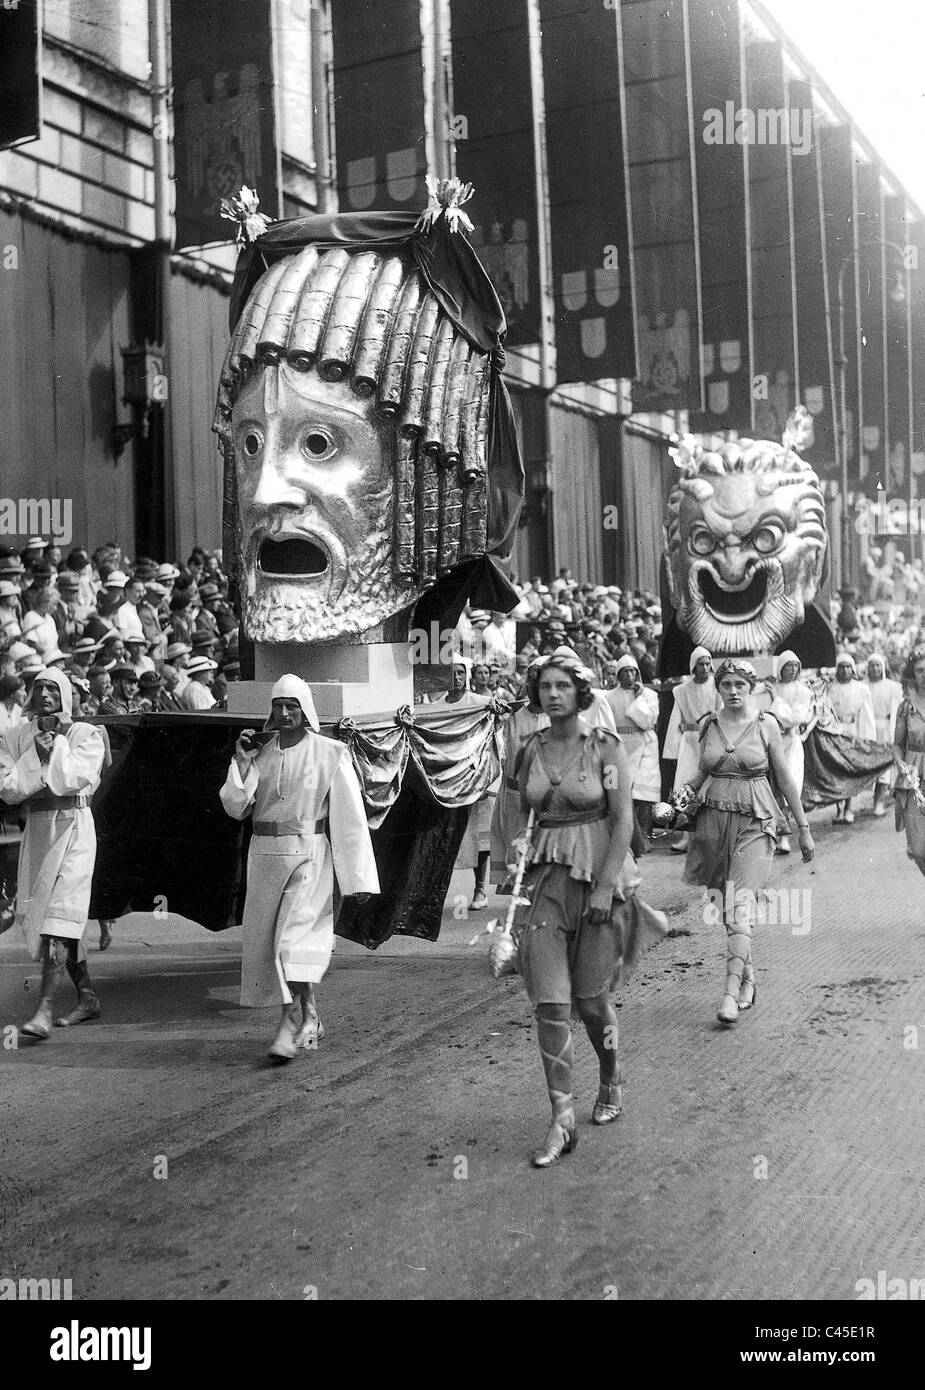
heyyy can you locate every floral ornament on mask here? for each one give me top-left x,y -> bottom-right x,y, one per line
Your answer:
220,186 -> 272,248
415,176 -> 475,236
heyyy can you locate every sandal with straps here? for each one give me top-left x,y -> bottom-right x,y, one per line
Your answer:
531,1112 -> 579,1168
592,1080 -> 623,1125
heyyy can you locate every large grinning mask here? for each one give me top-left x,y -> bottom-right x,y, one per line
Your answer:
213,242 -> 494,643
665,419 -> 827,655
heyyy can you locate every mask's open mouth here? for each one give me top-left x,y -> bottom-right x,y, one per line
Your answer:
257,536 -> 329,579
698,566 -> 768,623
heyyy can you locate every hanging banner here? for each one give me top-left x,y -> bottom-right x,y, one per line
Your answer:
820,123 -> 861,482
171,0 -> 278,251
619,0 -> 702,413
855,160 -> 888,488
330,0 -> 427,213
688,0 -> 750,432
789,77 -> 837,478
540,0 -> 636,383
0,0 -> 42,150
884,194 -> 913,494
909,220 -> 925,490
450,0 -> 541,347
746,39 -> 797,441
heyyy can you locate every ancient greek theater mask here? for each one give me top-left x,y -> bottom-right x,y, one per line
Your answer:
231,364 -> 412,641
214,243 -> 493,644
665,431 -> 827,655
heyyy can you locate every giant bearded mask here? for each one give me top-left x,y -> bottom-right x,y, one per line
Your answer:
214,242 -> 497,644
665,423 -> 827,655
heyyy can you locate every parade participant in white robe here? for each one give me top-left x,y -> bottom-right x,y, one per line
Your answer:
865,653 -> 902,815
435,657 -> 496,909
220,675 -> 379,1061
828,652 -> 876,824
0,667 -> 105,1037
663,646 -> 719,851
755,650 -> 816,852
604,654 -> 661,850
490,684 -> 549,880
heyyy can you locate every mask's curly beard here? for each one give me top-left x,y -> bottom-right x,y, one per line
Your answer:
681,560 -> 802,655
240,497 -> 423,643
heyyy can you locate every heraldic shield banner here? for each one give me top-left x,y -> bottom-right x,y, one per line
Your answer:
171,0 -> 279,251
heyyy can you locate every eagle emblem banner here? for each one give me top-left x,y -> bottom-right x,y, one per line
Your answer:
171,0 -> 278,251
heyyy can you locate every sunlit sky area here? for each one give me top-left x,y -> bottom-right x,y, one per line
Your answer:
763,0 -> 925,210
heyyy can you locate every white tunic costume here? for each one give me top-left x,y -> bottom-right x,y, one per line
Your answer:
828,661 -> 876,743
865,659 -> 902,789
220,680 -> 379,1006
604,657 -> 661,803
764,649 -> 815,793
0,668 -> 105,960
491,703 -> 549,874
664,647 -> 720,791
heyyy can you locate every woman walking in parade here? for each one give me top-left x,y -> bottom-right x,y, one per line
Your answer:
681,659 -> 814,1026
892,648 -> 925,878
509,650 -> 666,1168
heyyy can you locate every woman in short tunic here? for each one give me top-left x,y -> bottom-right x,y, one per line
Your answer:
511,651 -> 667,1168
682,659 -> 814,1027
892,648 -> 925,876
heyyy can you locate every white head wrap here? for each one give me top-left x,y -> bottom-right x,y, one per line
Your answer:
689,645 -> 712,674
27,665 -> 73,720
270,674 -> 320,731
775,650 -> 801,680
835,651 -> 858,677
614,654 -> 640,678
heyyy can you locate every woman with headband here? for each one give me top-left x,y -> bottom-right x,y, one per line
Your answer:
509,648 -> 665,1166
680,658 -> 814,1026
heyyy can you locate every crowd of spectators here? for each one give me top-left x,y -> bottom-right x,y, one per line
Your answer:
0,537 -> 238,730
450,567 -> 664,699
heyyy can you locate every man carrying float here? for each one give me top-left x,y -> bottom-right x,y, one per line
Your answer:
0,668 -> 106,1038
220,675 -> 379,1061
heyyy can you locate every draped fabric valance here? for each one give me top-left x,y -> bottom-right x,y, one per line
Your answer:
80,701 -> 521,943
337,695 -> 512,827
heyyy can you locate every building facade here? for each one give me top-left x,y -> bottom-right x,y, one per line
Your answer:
1,0 -> 923,588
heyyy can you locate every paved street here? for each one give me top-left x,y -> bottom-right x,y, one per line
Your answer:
2,801 -> 924,1302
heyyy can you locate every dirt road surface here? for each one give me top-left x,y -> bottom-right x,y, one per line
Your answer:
2,804 -> 924,1300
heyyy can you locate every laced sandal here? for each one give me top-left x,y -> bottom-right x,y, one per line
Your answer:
470,890 -> 488,911
592,1080 -> 623,1125
531,1112 -> 578,1168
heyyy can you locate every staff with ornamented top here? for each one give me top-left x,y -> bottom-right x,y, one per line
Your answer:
219,676 -> 380,1060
